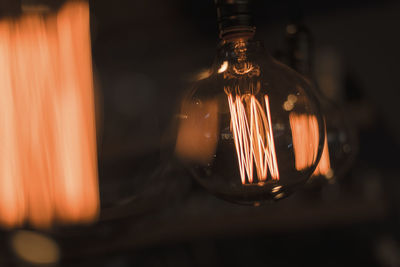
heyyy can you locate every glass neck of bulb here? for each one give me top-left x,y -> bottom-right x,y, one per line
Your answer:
216,39 -> 268,64
216,0 -> 255,40
219,26 -> 255,42
214,39 -> 269,96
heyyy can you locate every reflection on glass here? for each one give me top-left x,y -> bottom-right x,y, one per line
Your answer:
0,1 -> 99,229
289,113 -> 327,174
175,99 -> 218,165
313,124 -> 332,178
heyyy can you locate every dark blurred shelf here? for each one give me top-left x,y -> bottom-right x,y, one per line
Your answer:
60,174 -> 388,261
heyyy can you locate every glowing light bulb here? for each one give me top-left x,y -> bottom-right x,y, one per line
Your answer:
285,19 -> 358,184
0,1 -> 99,229
175,1 -> 325,204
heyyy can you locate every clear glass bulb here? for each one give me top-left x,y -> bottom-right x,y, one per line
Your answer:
175,38 -> 325,204
284,20 -> 358,187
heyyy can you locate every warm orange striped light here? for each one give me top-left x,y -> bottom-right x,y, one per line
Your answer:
312,123 -> 332,177
289,113 -> 330,176
0,1 -> 99,229
228,94 -> 279,184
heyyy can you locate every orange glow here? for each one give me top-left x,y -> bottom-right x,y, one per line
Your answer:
289,113 -> 322,172
175,100 -> 219,165
0,1 -> 99,229
228,94 -> 279,184
312,124 -> 332,177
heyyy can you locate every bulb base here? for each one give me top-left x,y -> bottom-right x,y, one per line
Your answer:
215,0 -> 255,40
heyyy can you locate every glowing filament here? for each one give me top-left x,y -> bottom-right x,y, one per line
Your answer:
228,94 -> 279,184
0,1 -> 99,229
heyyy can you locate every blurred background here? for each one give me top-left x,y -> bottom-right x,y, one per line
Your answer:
1,0 -> 400,266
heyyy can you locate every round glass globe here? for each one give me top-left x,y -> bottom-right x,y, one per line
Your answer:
175,39 -> 325,204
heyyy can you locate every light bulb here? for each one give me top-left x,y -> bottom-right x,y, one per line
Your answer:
174,1 -> 325,204
0,1 -> 99,229
285,19 -> 358,185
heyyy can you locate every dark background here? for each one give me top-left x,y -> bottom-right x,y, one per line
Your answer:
89,0 -> 400,266
90,0 -> 400,162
